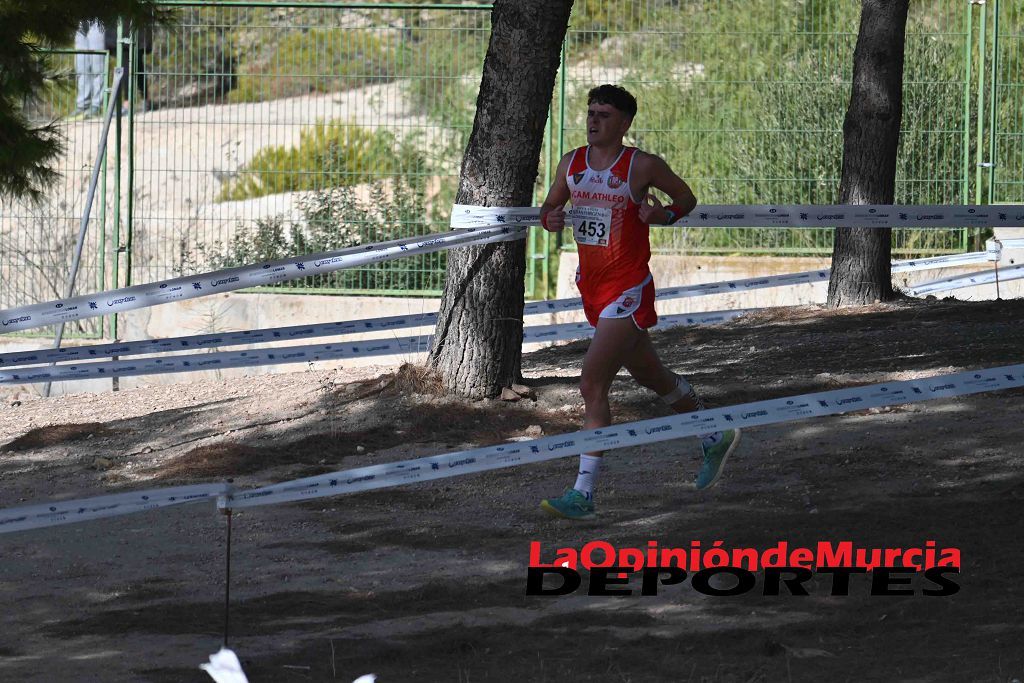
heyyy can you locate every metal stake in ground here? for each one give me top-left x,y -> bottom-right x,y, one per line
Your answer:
43,67 -> 126,399
222,505 -> 233,648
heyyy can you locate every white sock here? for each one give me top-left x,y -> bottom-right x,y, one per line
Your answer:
659,374 -> 694,406
574,454 -> 601,500
662,376 -> 722,445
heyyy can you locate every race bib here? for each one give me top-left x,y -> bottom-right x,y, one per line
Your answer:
569,206 -> 612,247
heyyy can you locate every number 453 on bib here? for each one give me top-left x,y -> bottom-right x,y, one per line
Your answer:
569,206 -> 612,247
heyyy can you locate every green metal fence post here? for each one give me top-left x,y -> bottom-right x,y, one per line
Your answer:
125,22 -> 137,290
963,0 -> 975,207
541,106 -> 553,299
987,0 -> 1000,205
526,210 -> 537,300
971,0 -> 991,251
976,0 -> 988,207
98,57 -> 109,321
557,36 -> 567,162
555,36 -> 567,263
111,23 -> 124,340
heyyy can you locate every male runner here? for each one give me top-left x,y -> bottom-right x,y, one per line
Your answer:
538,84 -> 740,520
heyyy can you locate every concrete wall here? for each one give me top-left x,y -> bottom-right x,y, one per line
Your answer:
4,242 -> 1022,398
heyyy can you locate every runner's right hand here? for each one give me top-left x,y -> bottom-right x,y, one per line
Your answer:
541,208 -> 566,232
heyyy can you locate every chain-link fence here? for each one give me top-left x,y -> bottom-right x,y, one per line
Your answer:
556,0 -> 976,257
0,48 -> 114,339
129,2 -> 491,296
994,1 -> 1024,205
3,0 -> 1019,320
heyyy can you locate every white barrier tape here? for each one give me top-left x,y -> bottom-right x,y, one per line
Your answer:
523,251 -> 987,315
0,246 -> 980,367
451,203 -> 1024,229
3,202 -> 1011,335
0,483 -> 230,534
0,309 -> 753,384
0,226 -> 526,335
678,205 -> 1024,229
891,251 -> 991,271
450,204 -> 540,228
0,338 -> 433,385
0,312 -> 441,367
908,264 -> 1024,296
987,239 -> 1003,262
3,363 -> 1020,532
0,200 -> 998,347
986,237 -> 1024,261
226,363 -> 1024,509
0,264 -> 810,366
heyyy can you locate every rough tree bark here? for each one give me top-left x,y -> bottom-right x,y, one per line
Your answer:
827,0 -> 909,307
428,0 -> 574,398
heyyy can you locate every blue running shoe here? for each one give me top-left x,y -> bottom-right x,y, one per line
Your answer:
696,428 -> 741,490
540,488 -> 595,520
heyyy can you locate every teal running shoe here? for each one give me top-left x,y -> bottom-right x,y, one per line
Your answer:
540,488 -> 595,520
696,428 -> 741,490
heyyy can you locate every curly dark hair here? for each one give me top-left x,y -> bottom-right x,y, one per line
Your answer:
587,84 -> 637,120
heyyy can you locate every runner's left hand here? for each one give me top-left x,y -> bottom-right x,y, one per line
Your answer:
639,194 -> 669,225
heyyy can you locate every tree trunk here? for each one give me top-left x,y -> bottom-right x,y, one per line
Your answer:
428,0 -> 573,398
827,0 -> 909,307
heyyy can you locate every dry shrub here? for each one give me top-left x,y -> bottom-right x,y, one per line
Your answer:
340,363 -> 446,402
383,363 -> 446,397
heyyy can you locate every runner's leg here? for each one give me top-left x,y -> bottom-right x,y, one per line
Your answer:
623,327 -> 740,489
579,316 -> 645,437
623,332 -> 702,412
540,316 -> 644,518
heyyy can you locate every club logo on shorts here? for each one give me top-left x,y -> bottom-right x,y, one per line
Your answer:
607,174 -> 624,189
622,297 -> 635,308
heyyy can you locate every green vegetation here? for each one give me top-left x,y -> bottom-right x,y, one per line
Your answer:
33,52 -> 83,120
107,1 -> 1023,295
229,28 -> 394,103
185,172 -> 446,293
546,0 -> 981,257
403,10 -> 489,137
217,121 -> 424,201
144,5 -> 238,109
564,0 -> 648,43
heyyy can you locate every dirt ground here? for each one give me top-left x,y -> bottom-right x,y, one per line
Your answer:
1,298 -> 1022,683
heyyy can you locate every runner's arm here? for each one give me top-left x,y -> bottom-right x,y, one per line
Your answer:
636,153 -> 697,225
539,153 -> 573,232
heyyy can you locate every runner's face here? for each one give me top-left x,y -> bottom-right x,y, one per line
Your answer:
586,103 -> 631,147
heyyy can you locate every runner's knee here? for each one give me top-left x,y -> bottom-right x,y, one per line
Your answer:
579,373 -> 611,406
